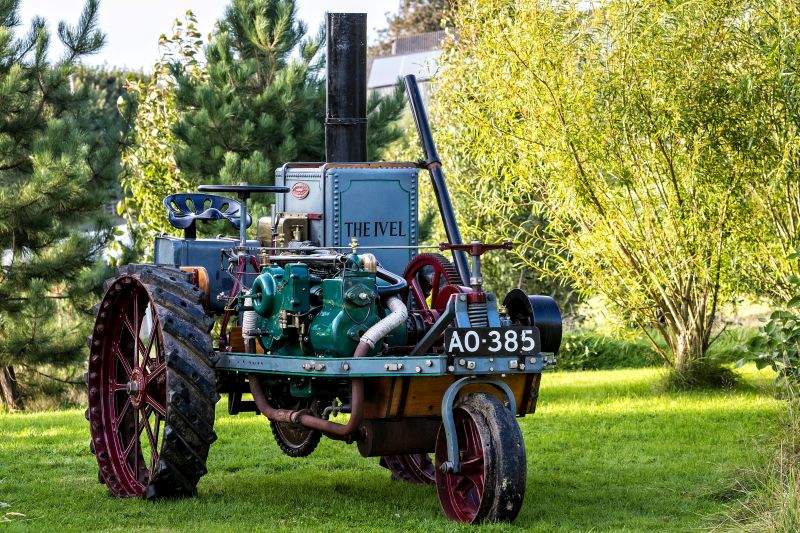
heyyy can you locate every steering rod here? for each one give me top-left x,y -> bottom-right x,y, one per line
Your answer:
197,183 -> 289,246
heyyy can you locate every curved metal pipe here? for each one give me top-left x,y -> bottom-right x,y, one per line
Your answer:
376,267 -> 406,296
248,342 -> 367,441
248,296 -> 407,441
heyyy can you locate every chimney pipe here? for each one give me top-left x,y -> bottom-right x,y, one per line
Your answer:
325,12 -> 368,163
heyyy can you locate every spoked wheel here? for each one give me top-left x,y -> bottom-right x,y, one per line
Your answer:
434,393 -> 526,524
379,454 -> 435,484
87,265 -> 219,499
269,397 -> 321,457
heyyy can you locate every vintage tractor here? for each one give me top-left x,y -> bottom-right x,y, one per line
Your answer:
85,13 -> 561,524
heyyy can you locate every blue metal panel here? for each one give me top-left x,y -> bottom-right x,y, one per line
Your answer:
325,166 -> 418,274
275,164 -> 326,244
153,236 -> 259,312
276,164 -> 419,275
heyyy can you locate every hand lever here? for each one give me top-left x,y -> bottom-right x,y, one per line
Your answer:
438,241 -> 514,290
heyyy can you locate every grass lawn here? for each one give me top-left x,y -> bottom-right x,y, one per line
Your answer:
0,366 -> 784,532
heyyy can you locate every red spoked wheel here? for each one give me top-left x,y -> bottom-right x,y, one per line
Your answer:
403,253 -> 466,325
87,265 -> 218,499
434,393 -> 526,524
379,454 -> 436,484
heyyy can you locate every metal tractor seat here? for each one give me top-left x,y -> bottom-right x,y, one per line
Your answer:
164,185 -> 290,239
163,192 -> 252,239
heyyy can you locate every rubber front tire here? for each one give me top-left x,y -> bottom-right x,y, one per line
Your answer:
434,393 -> 526,523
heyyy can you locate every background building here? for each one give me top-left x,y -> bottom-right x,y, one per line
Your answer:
367,29 -> 445,98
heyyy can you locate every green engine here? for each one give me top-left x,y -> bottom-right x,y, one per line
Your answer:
249,253 -> 405,357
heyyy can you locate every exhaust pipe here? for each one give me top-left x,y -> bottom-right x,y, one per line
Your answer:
404,74 -> 471,284
325,12 -> 367,163
250,296 -> 408,441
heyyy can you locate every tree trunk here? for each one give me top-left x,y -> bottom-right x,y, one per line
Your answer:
0,365 -> 23,410
673,326 -> 706,374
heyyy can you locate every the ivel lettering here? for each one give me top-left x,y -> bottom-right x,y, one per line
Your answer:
345,221 -> 407,238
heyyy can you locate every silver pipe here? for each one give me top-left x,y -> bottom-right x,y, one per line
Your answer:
361,296 -> 408,349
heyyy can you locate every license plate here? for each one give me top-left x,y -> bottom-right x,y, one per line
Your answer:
444,327 -> 540,356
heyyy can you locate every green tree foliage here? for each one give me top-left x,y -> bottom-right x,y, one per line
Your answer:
119,12 -> 204,253
371,0 -> 454,56
0,0 -> 129,409
732,2 -> 800,302
434,0 -> 784,375
170,0 -> 405,216
747,270 -> 800,386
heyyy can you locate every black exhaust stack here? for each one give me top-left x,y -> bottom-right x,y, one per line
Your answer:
325,12 -> 367,163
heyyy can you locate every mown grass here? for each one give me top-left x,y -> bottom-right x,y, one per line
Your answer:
0,366 -> 784,531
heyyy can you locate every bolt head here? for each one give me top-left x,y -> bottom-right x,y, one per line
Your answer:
425,359 -> 433,367
415,366 -> 422,373
459,358 -> 466,366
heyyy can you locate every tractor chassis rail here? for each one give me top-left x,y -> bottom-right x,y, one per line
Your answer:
215,352 -> 554,377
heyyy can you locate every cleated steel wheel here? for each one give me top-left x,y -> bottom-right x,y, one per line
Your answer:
379,454 -> 435,484
86,265 -> 219,499
434,393 -> 526,524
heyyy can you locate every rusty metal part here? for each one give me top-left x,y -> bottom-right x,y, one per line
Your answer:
357,418 -> 439,457
249,341 -> 369,440
179,266 -> 210,308
439,240 -> 514,257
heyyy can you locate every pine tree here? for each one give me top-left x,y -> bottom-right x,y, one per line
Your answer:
171,0 -> 405,214
0,0 -> 128,409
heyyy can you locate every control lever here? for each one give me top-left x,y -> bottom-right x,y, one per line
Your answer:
197,183 -> 290,246
439,240 -> 514,290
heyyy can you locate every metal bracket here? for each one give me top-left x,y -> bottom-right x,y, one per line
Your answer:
410,296 -> 455,355
325,117 -> 368,125
439,376 -> 517,474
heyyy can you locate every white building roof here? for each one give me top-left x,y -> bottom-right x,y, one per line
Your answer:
367,48 -> 442,90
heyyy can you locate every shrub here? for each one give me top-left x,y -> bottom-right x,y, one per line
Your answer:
719,399 -> 800,531
556,331 -> 661,371
746,298 -> 800,386
557,328 -> 756,378
661,358 -> 739,391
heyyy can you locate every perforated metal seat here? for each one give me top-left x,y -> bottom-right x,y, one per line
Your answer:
163,193 -> 252,238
